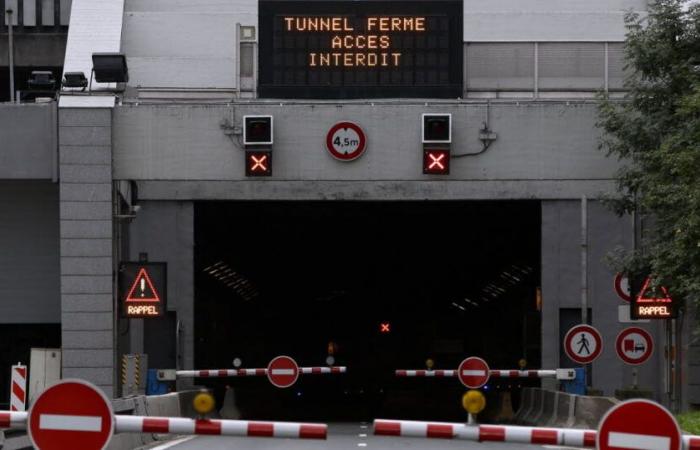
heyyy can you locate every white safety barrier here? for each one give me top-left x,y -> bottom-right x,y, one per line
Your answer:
0,411 -> 326,440
174,367 -> 346,378
116,416 -> 327,439
10,364 -> 27,412
395,368 -> 575,380
374,419 -> 700,449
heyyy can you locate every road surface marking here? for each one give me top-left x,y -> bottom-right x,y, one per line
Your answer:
39,414 -> 102,432
359,433 -> 367,437
150,436 -> 196,450
270,369 -> 295,375
608,432 -> 671,450
462,370 -> 487,376
358,443 -> 367,447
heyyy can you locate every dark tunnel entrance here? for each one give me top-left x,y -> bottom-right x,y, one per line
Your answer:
194,201 -> 541,421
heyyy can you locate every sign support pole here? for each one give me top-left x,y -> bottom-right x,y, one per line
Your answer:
580,196 -> 588,325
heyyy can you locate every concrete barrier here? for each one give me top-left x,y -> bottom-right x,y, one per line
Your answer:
219,387 -> 241,420
572,394 -> 618,429
521,388 -> 544,424
535,389 -> 556,425
513,388 -> 534,424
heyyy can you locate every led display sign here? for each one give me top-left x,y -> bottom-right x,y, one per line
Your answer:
119,262 -> 167,318
259,1 -> 463,99
630,276 -> 677,320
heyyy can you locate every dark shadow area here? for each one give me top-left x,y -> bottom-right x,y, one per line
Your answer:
195,201 -> 541,421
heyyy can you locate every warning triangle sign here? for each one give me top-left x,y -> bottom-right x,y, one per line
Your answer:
126,268 -> 161,303
636,277 -> 672,303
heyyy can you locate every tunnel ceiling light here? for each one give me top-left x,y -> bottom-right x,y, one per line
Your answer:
92,52 -> 129,83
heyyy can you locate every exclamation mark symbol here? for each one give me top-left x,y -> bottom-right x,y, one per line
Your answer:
140,277 -> 145,297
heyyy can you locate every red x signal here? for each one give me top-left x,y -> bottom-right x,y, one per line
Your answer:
245,151 -> 272,177
423,149 -> 450,175
380,322 -> 391,333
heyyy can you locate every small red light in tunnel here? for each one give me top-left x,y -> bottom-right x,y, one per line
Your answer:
380,322 -> 391,333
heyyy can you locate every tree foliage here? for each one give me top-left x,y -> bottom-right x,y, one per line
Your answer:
597,0 -> 700,310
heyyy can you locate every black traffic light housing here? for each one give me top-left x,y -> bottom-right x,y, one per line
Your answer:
422,113 -> 452,144
244,115 -> 274,145
422,113 -> 451,175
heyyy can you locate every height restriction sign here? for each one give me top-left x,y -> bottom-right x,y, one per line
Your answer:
119,262 -> 167,318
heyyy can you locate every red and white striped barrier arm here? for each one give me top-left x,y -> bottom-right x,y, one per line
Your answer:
395,370 -> 455,377
395,369 -> 574,380
299,366 -> 347,374
0,411 -> 27,429
685,436 -> 700,449
10,364 -> 27,412
116,415 -> 327,439
374,419 -> 596,447
176,369 -> 267,378
490,370 -> 557,378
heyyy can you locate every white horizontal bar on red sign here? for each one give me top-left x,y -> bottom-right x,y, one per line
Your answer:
395,370 -> 456,377
374,419 -> 596,448
490,370 -> 557,378
0,411 -> 27,429
299,367 -> 347,374
176,369 -> 267,378
116,415 -> 327,439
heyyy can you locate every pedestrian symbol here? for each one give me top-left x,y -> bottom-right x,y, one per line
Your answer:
564,324 -> 603,365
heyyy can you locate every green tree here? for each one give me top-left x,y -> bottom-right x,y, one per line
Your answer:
597,0 -> 700,311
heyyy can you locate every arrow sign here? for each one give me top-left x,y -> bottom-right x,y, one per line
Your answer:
28,380 -> 114,450
267,356 -> 300,389
457,357 -> 490,389
598,399 -> 681,450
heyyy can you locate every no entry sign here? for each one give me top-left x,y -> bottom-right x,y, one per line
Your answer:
564,324 -> 603,365
614,273 -> 631,302
28,380 -> 114,450
457,357 -> 490,389
267,355 -> 300,388
616,327 -> 654,365
598,399 -> 681,450
326,121 -> 367,161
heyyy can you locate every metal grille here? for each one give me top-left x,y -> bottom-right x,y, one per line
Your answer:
538,42 -> 605,91
1,0 -> 70,31
466,43 -> 535,91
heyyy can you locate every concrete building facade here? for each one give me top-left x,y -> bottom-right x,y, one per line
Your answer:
2,0 -> 698,411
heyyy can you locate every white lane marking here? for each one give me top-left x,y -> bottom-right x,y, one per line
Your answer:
359,433 -> 367,438
360,425 -> 368,429
358,443 -> 368,447
608,432 -> 671,450
462,370 -> 487,376
39,414 -> 102,432
270,369 -> 295,375
149,436 -> 197,450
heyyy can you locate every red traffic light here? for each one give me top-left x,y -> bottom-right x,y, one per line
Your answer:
422,114 -> 452,143
245,151 -> 272,177
423,149 -> 450,175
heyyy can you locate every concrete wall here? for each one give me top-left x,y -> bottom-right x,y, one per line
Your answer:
463,0 -> 647,41
113,101 -> 620,201
0,102 -> 57,180
127,201 -> 194,376
0,34 -> 67,66
0,181 -> 60,323
58,107 -> 115,397
121,0 -> 257,90
541,200 -> 663,398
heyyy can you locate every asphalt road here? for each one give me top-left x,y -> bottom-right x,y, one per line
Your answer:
148,423 -> 565,450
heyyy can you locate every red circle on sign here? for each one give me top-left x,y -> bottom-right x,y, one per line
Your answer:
616,327 -> 654,365
28,379 -> 114,450
267,355 -> 299,389
325,122 -> 367,161
564,324 -> 603,365
598,399 -> 681,450
457,357 -> 490,389
614,273 -> 632,302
